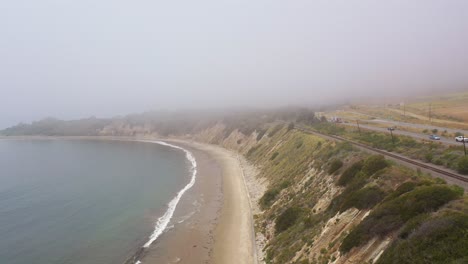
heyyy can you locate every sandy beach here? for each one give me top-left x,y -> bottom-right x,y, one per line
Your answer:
139,140 -> 256,264
193,142 -> 257,264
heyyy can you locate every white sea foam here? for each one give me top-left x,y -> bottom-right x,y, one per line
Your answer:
177,210 -> 196,224
140,141 -> 197,248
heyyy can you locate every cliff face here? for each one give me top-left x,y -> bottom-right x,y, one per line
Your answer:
190,122 -> 467,264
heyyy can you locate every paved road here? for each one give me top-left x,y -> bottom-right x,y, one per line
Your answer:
343,122 -> 464,147
366,119 -> 468,135
344,110 -> 468,132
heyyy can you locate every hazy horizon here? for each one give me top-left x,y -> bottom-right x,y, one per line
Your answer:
2,1 -> 468,128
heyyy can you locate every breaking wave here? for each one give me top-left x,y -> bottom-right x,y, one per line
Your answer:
141,141 -> 197,248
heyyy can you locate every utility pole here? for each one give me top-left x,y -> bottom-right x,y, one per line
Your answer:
403,102 -> 406,121
356,120 -> 361,136
428,103 -> 432,123
463,134 -> 467,156
390,129 -> 395,146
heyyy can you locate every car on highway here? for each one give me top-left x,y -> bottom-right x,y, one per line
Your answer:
429,135 -> 440,140
455,136 -> 468,142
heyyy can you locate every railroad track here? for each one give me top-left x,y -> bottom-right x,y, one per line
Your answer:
295,125 -> 468,183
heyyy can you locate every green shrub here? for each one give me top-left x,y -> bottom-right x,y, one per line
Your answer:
270,152 -> 279,160
279,180 -> 291,189
328,159 -> 344,174
398,213 -> 430,239
313,123 -> 346,136
340,185 -> 462,253
303,214 -> 321,229
275,207 -> 302,233
268,124 -> 284,137
457,157 -> 468,175
425,152 -> 433,162
362,155 -> 388,176
340,224 -> 369,253
256,129 -> 267,141
383,181 -> 418,202
355,131 -> 397,151
340,186 -> 386,211
377,212 -> 468,264
434,177 -> 447,184
451,185 -> 465,197
295,140 -> 303,149
328,174 -> 367,213
247,144 -> 261,157
338,160 -> 363,186
316,141 -> 322,149
260,188 -> 280,210
399,137 -> 418,148
337,142 -> 354,152
287,122 -> 295,131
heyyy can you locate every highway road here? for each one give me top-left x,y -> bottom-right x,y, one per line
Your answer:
365,119 -> 468,135
343,110 -> 468,133
343,122 -> 464,147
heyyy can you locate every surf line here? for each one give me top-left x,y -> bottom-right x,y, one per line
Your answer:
139,140 -> 197,248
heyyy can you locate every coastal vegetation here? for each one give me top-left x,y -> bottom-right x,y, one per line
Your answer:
238,122 -> 467,263
340,185 -> 463,253
311,122 -> 468,175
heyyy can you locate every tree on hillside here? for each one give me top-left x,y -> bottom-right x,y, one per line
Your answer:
296,108 -> 318,125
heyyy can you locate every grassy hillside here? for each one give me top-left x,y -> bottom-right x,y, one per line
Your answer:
240,125 -> 467,264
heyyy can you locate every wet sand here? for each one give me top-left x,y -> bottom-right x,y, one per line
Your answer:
137,143 -> 222,263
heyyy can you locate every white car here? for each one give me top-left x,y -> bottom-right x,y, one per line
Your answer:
455,136 -> 468,142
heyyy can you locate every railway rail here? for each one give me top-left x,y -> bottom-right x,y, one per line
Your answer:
295,125 -> 468,183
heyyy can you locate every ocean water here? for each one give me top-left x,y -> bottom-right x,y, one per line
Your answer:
0,139 -> 193,264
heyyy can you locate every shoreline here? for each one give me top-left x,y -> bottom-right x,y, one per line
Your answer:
140,141 -> 198,248
0,136 -> 259,264
123,140 -> 202,264
136,141 -> 223,263
172,141 -> 257,264
110,138 -> 257,264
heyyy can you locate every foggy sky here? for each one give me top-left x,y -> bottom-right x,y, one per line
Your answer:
1,1 -> 468,128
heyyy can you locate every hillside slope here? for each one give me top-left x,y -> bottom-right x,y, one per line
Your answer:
191,122 -> 467,264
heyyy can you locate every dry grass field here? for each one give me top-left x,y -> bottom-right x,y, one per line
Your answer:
409,92 -> 468,123
334,91 -> 468,130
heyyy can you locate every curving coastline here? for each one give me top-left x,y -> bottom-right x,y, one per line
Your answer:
135,140 -> 257,264
0,137 -> 257,264
141,141 -> 198,248
128,141 -> 198,264
170,140 -> 257,264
